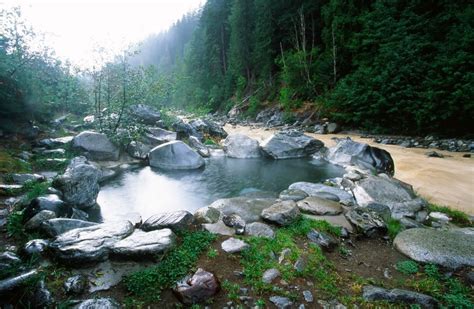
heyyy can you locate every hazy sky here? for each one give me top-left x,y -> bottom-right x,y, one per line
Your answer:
2,0 -> 203,68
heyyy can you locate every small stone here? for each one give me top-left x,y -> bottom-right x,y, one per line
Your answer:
294,257 -> 307,272
173,268 -> 220,305
22,239 -> 49,257
425,151 -> 444,158
278,248 -> 291,264
64,274 -> 87,295
428,212 -> 451,222
221,238 -> 249,254
262,268 -> 280,283
222,214 -> 246,235
307,229 -> 338,251
245,222 -> 275,239
269,296 -> 293,309
303,290 -> 313,302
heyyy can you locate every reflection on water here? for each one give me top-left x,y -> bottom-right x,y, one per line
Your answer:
96,157 -> 344,222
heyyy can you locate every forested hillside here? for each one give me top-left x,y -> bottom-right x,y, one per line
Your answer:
133,0 -> 473,136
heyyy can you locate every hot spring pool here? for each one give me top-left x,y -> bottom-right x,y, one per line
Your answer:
95,157 -> 345,222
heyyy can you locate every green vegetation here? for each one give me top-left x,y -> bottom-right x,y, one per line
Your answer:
387,219 -> 403,240
427,203 -> 473,227
222,280 -> 240,302
396,260 -> 419,275
0,150 -> 31,174
206,248 -> 219,259
124,231 -> 216,304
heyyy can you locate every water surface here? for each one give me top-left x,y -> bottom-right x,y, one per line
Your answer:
96,157 -> 344,222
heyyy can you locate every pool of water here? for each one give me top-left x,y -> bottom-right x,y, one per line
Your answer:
95,157 -> 345,222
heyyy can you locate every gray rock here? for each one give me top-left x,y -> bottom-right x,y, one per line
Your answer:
70,208 -> 90,221
262,268 -> 280,283
25,194 -> 69,220
64,274 -> 87,295
279,189 -> 308,201
303,290 -> 314,302
0,252 -> 21,273
141,210 -> 193,232
148,141 -> 205,170
0,184 -> 23,196
353,175 -> 425,219
269,296 -> 293,309
41,218 -> 98,237
366,203 -> 392,222
25,210 -> 57,231
393,228 -> 474,268
72,131 -> 119,161
425,151 -> 444,158
49,221 -> 134,264
193,206 -> 221,224
144,127 -> 177,145
38,136 -> 74,149
173,268 -> 220,305
129,104 -> 161,124
307,229 -> 338,251
245,222 -> 275,239
289,182 -> 354,206
400,217 -> 424,229
31,280 -> 53,308
297,197 -> 343,215
210,197 -> 276,223
0,269 -> 38,297
73,298 -> 121,309
11,173 -> 45,185
22,239 -> 49,257
428,212 -> 451,222
326,123 -> 340,134
345,208 -> 386,237
53,157 -> 101,209
223,134 -> 261,158
222,214 -> 246,235
188,136 -> 210,157
111,228 -> 176,259
363,285 -> 437,308
221,238 -> 249,253
189,118 -> 228,140
261,130 -> 324,159
202,221 -> 235,236
317,299 -> 347,309
326,137 -> 394,175
126,141 -> 152,160
294,257 -> 307,272
261,201 -> 300,226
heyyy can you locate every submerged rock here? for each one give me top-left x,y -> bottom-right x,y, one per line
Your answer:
72,131 -> 120,161
49,221 -> 134,264
148,141 -> 205,170
174,268 -> 220,305
289,182 -> 355,206
111,228 -> 176,259
261,200 -> 300,226
261,130 -> 324,159
297,196 -> 343,215
53,157 -> 101,209
223,134 -> 261,158
393,228 -> 474,268
141,210 -> 193,232
363,285 -> 437,308
326,138 -> 394,175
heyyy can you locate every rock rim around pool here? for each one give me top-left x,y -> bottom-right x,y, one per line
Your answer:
393,228 -> 474,269
223,134 -> 262,158
260,130 -> 324,159
72,131 -> 120,161
148,140 -> 205,170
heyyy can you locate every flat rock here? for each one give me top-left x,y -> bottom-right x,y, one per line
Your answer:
111,228 -> 176,259
303,214 -> 354,232
261,200 -> 300,226
144,127 -> 177,145
289,182 -> 355,206
11,173 -> 45,185
223,134 -> 261,158
393,228 -> 474,268
174,268 -> 220,305
72,131 -> 119,161
363,285 -> 437,308
269,296 -> 293,309
221,237 -> 249,253
38,136 -> 74,149
261,130 -> 324,159
0,269 -> 38,297
297,197 -> 343,215
49,221 -> 134,264
209,197 -> 276,223
202,221 -> 235,236
245,222 -> 275,239
279,189 -> 308,201
148,141 -> 204,170
41,218 -> 98,237
141,210 -> 193,232
0,184 -> 23,196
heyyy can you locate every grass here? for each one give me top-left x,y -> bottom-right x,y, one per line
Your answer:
0,149 -> 31,174
387,219 -> 403,239
124,231 -> 216,305
396,260 -> 419,274
427,203 -> 472,227
222,280 -> 240,302
239,217 -> 340,298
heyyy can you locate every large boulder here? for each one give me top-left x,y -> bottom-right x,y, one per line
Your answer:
72,131 -> 119,161
209,197 -> 276,223
394,228 -> 474,269
141,211 -> 193,232
40,218 -> 98,237
223,134 -> 261,158
289,182 -> 355,206
174,268 -> 220,305
49,221 -> 134,264
261,130 -> 324,159
53,157 -> 101,209
129,104 -> 161,124
261,200 -> 300,226
111,228 -> 176,259
148,141 -> 205,170
353,175 -> 426,219
326,138 -> 394,176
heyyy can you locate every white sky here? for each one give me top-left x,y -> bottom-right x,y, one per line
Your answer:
1,0 -> 203,68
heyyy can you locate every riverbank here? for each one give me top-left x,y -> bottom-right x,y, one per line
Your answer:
225,124 -> 474,215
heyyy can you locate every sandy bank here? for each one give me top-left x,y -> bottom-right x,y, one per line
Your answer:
224,124 -> 474,215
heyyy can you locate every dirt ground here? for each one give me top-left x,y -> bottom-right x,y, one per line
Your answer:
224,125 -> 474,215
